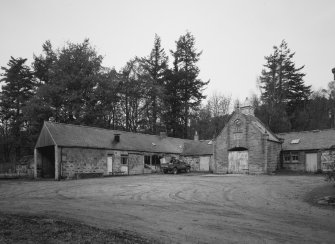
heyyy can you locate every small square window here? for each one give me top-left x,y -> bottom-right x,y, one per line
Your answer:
121,156 -> 128,165
291,153 -> 299,162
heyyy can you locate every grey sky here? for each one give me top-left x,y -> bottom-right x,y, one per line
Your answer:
1,0 -> 334,100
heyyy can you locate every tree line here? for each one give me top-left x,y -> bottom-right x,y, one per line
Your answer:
0,35 -> 334,163
0,32 -> 212,163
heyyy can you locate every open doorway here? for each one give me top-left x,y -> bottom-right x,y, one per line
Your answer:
38,146 -> 55,178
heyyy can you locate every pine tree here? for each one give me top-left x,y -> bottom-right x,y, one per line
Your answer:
259,40 -> 311,132
141,34 -> 168,134
0,57 -> 36,160
170,32 -> 209,138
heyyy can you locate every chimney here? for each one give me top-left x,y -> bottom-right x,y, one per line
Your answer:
332,67 -> 335,81
239,97 -> 255,116
194,131 -> 199,141
160,131 -> 167,139
114,134 -> 120,143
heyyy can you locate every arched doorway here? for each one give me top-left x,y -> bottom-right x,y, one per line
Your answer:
228,147 -> 248,174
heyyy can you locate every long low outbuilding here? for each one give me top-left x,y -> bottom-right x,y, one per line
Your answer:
34,122 -> 213,179
277,129 -> 335,172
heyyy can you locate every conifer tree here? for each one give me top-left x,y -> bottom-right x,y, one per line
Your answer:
0,57 -> 36,159
141,34 -> 168,134
259,40 -> 311,132
170,32 -> 209,138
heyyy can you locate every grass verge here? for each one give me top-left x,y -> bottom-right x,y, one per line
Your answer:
0,212 -> 155,244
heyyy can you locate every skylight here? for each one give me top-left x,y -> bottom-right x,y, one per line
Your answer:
290,139 -> 300,144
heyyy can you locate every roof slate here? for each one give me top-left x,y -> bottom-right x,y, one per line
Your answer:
183,140 -> 213,156
246,114 -> 281,143
277,129 -> 335,151
38,122 -> 212,155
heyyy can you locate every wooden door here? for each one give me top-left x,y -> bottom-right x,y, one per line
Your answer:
306,153 -> 318,172
200,156 -> 210,171
228,151 -> 248,174
107,156 -> 113,174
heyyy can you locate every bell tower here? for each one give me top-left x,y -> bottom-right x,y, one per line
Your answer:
239,97 -> 254,116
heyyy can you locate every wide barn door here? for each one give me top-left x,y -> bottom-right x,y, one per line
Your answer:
199,156 -> 210,171
228,151 -> 248,174
306,153 -> 318,172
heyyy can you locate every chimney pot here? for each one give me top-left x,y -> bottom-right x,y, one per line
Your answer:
194,131 -> 199,141
114,134 -> 120,142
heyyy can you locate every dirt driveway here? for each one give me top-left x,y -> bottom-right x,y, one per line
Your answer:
0,174 -> 334,243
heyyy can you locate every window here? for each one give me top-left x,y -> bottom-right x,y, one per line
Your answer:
121,155 -> 128,165
283,154 -> 290,162
151,155 -> 161,166
144,155 -> 151,165
283,152 -> 299,163
291,153 -> 299,162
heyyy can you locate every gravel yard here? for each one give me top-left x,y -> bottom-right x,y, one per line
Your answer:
0,174 -> 334,243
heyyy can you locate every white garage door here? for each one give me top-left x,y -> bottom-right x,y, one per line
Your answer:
228,151 -> 248,174
200,156 -> 210,171
306,153 -> 318,172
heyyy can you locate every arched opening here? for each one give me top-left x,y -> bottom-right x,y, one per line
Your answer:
228,147 -> 249,174
228,147 -> 248,151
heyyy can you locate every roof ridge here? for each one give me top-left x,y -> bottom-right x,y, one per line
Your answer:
277,128 -> 335,135
247,114 -> 280,142
44,121 -> 196,141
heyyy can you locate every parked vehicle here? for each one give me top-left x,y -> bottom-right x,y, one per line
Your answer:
161,158 -> 191,174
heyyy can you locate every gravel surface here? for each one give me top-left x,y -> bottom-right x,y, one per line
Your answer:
0,174 -> 334,243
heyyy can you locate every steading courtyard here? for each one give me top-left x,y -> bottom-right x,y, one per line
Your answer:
0,174 -> 334,243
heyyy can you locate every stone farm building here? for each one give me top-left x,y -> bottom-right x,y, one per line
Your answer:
34,100 -> 335,179
213,102 -> 282,174
34,122 -> 213,179
278,130 -> 335,172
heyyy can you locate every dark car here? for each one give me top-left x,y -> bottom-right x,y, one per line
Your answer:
161,158 -> 191,174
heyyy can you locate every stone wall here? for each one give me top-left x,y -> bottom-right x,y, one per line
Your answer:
267,141 -> 281,173
183,156 -> 200,171
181,155 -> 214,172
247,123 -> 267,174
213,125 -> 229,173
61,148 -> 107,179
281,151 -> 306,171
60,147 -> 181,178
208,156 -> 215,172
280,150 -> 335,172
128,154 -> 144,175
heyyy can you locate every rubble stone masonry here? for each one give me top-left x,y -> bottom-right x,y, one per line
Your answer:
214,112 -> 281,174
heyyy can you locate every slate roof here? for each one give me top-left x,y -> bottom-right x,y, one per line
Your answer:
277,129 -> 335,151
245,114 -> 281,143
36,121 -> 212,155
183,140 -> 213,156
